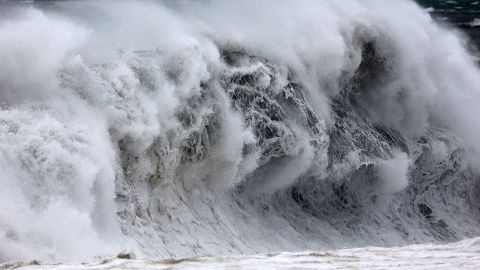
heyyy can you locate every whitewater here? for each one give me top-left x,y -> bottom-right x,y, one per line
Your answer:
1,0 -> 480,268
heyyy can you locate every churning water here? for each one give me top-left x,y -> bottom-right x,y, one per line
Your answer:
1,0 -> 480,268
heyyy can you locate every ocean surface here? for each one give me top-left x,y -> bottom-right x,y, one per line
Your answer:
419,0 -> 480,52
2,237 -> 480,269
1,0 -> 480,269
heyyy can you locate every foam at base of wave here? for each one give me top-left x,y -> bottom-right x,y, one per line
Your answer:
2,237 -> 480,270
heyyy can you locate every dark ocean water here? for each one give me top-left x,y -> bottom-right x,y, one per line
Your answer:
418,0 -> 480,46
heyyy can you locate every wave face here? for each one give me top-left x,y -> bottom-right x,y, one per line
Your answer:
2,0 -> 480,262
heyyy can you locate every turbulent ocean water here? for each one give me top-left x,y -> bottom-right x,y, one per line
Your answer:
1,0 -> 480,268
419,0 -> 480,53
3,237 -> 480,269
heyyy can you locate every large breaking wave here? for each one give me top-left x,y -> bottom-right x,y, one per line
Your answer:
2,0 -> 480,262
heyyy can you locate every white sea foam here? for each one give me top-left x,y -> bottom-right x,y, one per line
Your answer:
2,237 -> 480,270
1,0 -> 480,264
